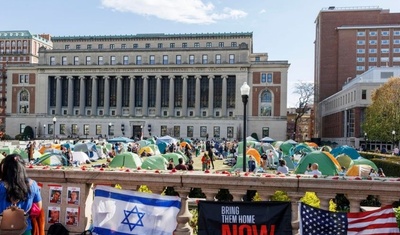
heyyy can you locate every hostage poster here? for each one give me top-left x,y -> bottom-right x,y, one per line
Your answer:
198,201 -> 292,235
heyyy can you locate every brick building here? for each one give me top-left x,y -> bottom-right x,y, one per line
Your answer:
314,6 -> 400,142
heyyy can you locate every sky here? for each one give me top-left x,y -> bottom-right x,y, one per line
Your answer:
1,0 -> 399,107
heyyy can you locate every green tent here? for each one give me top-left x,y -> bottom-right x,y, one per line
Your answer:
237,141 -> 258,154
147,144 -> 161,155
336,154 -> 354,169
174,150 -> 189,162
280,140 -> 297,156
141,155 -> 168,170
0,146 -> 14,155
353,157 -> 378,171
294,151 -> 340,176
163,152 -> 184,165
109,152 -> 142,168
231,154 -> 259,172
12,148 -> 28,161
34,152 -> 68,166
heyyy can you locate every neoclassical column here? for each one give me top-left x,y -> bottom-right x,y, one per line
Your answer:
317,193 -> 333,210
195,75 -> 201,117
208,75 -> 214,117
129,76 -> 135,116
91,76 -> 98,116
182,75 -> 188,116
104,76 -> 110,116
222,75 -> 228,117
55,76 -> 62,115
79,76 -> 85,116
67,76 -> 74,115
287,192 -> 303,235
142,75 -> 148,116
168,75 -> 175,116
155,75 -> 162,116
347,195 -> 363,212
116,76 -> 122,116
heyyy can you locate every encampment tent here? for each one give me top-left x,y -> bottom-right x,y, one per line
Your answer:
141,155 -> 168,170
294,151 -> 341,176
34,152 -> 68,166
109,152 -> 142,168
330,145 -> 360,160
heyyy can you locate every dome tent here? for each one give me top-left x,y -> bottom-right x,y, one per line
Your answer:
294,151 -> 341,176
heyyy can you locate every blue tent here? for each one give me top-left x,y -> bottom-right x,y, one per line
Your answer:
108,137 -> 135,143
330,145 -> 360,160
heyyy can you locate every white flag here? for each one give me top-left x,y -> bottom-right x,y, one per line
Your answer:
92,185 -> 181,235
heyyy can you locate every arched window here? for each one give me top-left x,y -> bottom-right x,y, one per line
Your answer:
18,90 -> 29,114
260,90 -> 272,116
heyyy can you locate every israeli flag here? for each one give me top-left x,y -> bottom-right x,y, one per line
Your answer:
92,185 -> 181,235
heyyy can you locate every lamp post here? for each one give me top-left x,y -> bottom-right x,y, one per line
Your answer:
392,130 -> 396,149
108,123 -> 113,139
43,124 -> 46,139
52,117 -> 57,143
121,124 -> 125,136
240,82 -> 250,172
364,132 -> 367,151
148,124 -> 152,137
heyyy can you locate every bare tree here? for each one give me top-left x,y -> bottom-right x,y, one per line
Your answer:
293,81 -> 314,140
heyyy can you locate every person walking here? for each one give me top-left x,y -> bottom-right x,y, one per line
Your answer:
0,154 -> 43,235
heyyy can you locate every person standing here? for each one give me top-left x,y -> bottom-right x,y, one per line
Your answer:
0,154 -> 43,235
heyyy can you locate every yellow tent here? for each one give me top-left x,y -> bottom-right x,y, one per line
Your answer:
39,143 -> 61,154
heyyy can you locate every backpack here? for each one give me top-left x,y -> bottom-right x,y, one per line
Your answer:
47,223 -> 69,235
0,204 -> 28,235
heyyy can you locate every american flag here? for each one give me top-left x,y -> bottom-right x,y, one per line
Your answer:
299,203 -> 400,235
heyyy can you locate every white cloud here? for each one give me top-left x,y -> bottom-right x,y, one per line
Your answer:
100,0 -> 247,24
259,9 -> 266,14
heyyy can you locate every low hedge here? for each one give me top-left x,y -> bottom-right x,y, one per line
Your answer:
360,152 -> 400,177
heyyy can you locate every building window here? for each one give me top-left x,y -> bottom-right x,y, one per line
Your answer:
50,56 -> 55,65
231,42 -> 237,47
362,90 -> 367,100
393,57 -> 400,62
229,54 -> 235,64
394,48 -> 400,53
206,42 -> 212,47
98,56 -> 103,65
176,55 -> 182,64
187,126 -> 193,138
170,43 -> 175,48
369,48 -> 377,53
260,90 -> 272,116
161,126 -> 167,136
71,124 -> 78,135
133,43 -> 138,49
202,54 -> 208,64
19,74 -> 29,84
255,57 -> 260,62
356,66 -> 365,71
227,127 -> 234,138
215,54 -> 221,64
65,45 -> 70,49
60,124 -> 66,135
368,57 -> 377,62
62,56 -> 67,65
200,126 -> 207,138
163,55 -> 168,65
262,127 -> 270,138
98,44 -> 103,49
149,55 -> 155,65
369,40 -> 377,45
173,126 -> 180,137
110,56 -> 116,65
121,44 -> 126,49
86,56 -> 91,65
194,42 -> 200,47
382,40 -> 389,45
381,57 -> 389,62
182,43 -> 187,48
87,44 -> 92,49
213,126 -> 220,138
123,56 -> 129,65
110,44 -> 115,49
357,31 -> 365,36
75,45 -> 80,49
219,42 -> 224,47
74,56 -> 79,65
145,43 -> 150,48
369,31 -> 377,36
136,55 -> 142,65
381,48 -> 389,54
96,124 -> 102,135
356,57 -> 365,62
158,43 -> 163,48
394,39 -> 400,44
357,40 -> 365,45
395,31 -> 400,36
381,31 -> 389,36
189,55 -> 195,64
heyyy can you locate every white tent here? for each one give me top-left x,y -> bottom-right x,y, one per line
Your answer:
71,152 -> 91,164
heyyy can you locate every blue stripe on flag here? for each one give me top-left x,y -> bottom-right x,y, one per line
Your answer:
95,188 -> 181,209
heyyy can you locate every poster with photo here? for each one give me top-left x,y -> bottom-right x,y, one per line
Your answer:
47,206 -> 60,224
65,207 -> 79,226
67,187 -> 80,205
49,185 -> 62,204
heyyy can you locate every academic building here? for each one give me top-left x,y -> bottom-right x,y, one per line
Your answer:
314,6 -> 400,143
0,31 -> 52,127
5,32 -> 290,140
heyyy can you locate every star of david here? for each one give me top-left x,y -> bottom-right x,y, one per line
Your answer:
121,206 -> 145,231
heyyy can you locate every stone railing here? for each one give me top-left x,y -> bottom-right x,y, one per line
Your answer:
27,167 -> 400,235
